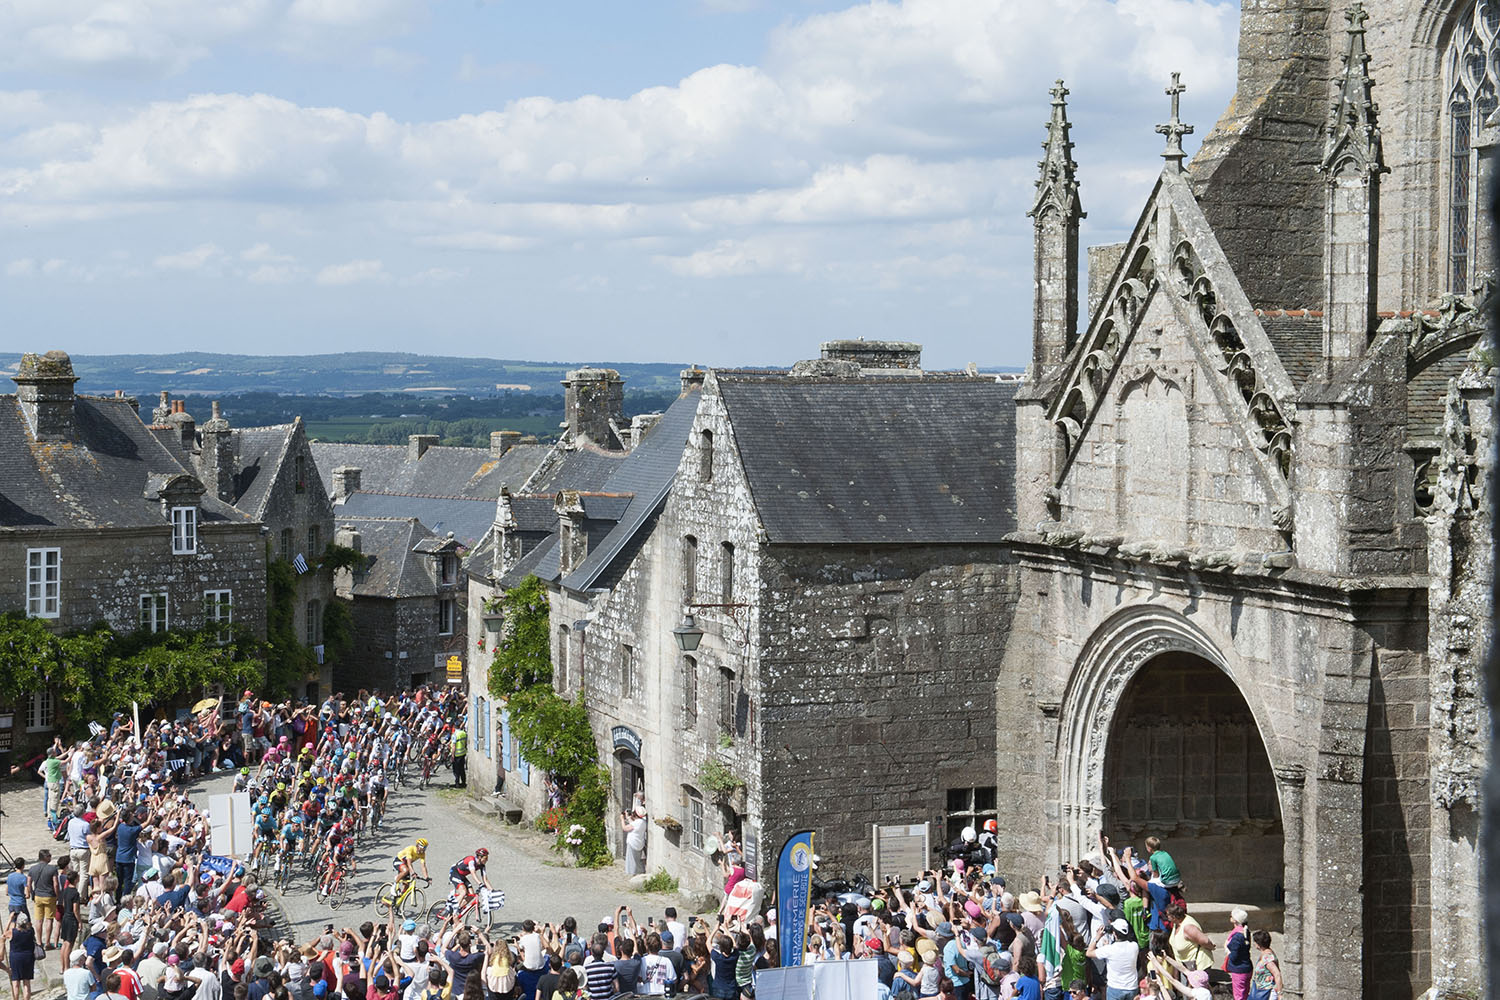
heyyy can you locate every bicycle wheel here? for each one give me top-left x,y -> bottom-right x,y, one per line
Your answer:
467,899 -> 492,930
375,881 -> 397,917
427,897 -> 453,928
327,872 -> 345,909
400,886 -> 426,918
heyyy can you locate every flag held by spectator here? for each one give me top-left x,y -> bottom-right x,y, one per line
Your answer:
87,721 -> 105,737
1039,902 -> 1063,974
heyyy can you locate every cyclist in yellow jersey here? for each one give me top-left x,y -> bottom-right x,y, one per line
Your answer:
393,838 -> 430,895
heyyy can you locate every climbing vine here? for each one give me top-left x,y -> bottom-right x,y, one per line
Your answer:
0,612 -> 261,727
265,557 -> 314,697
486,574 -> 611,867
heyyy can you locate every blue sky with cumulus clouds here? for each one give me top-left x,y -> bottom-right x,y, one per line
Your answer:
0,0 -> 1239,370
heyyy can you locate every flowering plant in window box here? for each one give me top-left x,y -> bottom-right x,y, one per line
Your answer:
654,815 -> 683,834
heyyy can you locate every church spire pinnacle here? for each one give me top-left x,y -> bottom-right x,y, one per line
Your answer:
1156,72 -> 1194,173
1321,3 -> 1386,175
1029,79 -> 1084,221
1028,80 -> 1084,373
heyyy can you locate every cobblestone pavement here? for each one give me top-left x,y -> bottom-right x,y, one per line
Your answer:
0,771 -> 688,945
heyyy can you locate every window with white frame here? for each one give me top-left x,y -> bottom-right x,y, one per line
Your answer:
686,787 -> 706,852
204,589 -> 233,643
306,599 -> 322,644
26,689 -> 55,732
279,529 -> 293,561
139,592 -> 168,633
307,525 -> 321,557
171,506 -> 197,554
25,548 -> 60,619
437,599 -> 456,636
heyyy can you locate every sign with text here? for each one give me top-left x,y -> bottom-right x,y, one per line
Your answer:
610,726 -> 643,758
446,655 -> 463,684
872,822 -> 929,884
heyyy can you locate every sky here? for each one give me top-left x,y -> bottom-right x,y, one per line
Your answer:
0,0 -> 1240,371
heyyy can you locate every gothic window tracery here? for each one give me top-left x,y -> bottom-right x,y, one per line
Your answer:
1446,0 -> 1500,290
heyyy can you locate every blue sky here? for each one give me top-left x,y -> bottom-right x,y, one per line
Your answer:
0,0 -> 1239,370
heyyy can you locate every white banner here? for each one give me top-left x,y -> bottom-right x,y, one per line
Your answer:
209,792 -> 254,858
753,961 -> 878,1000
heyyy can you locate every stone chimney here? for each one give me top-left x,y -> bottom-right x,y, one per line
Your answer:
332,523 -> 362,593
561,368 -> 625,450
555,491 -> 588,575
493,488 -> 523,580
197,400 -> 236,503
490,430 -> 522,458
12,351 -> 80,441
819,339 -> 923,372
680,366 -> 706,396
166,400 -> 196,453
408,434 -> 438,461
152,390 -> 171,425
332,466 -> 362,504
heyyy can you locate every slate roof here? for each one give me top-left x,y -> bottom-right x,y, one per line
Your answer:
1407,351 -> 1473,440
0,395 -> 250,529
309,441 -> 549,499
522,446 -> 630,494
338,492 -> 497,548
716,376 -> 1018,544
229,424 -> 296,519
1256,311 -> 1324,387
340,516 -> 438,599
559,393 -> 700,590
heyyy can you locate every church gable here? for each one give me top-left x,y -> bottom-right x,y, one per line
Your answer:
1045,170 -> 1300,556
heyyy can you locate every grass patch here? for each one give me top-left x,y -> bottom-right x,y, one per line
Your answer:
639,869 -> 679,893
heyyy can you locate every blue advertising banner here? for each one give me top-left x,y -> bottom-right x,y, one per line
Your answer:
776,830 -> 816,968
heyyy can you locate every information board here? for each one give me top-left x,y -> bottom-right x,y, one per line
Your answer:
872,822 -> 929,883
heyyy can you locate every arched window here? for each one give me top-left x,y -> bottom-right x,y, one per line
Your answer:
1446,1 -> 1500,290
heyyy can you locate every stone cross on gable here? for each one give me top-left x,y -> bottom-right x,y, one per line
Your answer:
1345,3 -> 1368,34
1156,72 -> 1194,173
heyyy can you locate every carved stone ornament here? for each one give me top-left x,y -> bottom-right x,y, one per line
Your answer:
1118,361 -> 1192,394
1407,274 -> 1494,371
1320,4 -> 1388,177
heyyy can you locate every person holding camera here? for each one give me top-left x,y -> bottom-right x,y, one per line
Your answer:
1085,918 -> 1140,1000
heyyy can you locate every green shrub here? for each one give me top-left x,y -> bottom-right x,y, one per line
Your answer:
640,869 -> 679,893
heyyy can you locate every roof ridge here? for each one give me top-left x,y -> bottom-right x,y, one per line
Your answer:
352,490 -> 494,501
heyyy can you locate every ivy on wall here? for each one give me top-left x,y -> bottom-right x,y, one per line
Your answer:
0,612 -> 261,728
487,574 -> 612,867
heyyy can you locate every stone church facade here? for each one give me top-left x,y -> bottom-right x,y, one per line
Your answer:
998,0 -> 1493,997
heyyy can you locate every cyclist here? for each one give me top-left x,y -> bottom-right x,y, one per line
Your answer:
448,848 -> 490,910
278,814 -> 305,872
250,797 -> 278,867
393,838 -> 430,896
318,829 -> 354,899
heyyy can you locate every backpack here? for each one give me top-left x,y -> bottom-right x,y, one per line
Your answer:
975,946 -> 1006,989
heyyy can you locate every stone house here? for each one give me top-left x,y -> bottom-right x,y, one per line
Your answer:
994,1 -> 1493,994
145,395 -> 337,700
464,348 -> 1020,895
332,516 -> 466,692
0,352 -> 267,744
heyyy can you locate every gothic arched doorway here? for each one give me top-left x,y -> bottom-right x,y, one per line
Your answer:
1102,651 -> 1284,903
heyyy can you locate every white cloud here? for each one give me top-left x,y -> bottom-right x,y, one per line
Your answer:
0,0 -> 433,77
315,258 -> 388,285
241,242 -> 296,263
402,266 -> 468,284
153,242 -> 223,270
246,263 -> 304,283
5,258 -> 37,277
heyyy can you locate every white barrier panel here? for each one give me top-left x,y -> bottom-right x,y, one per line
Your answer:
754,959 -> 879,1000
209,792 -> 253,858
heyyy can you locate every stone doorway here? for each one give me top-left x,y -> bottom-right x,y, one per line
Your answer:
1102,651 -> 1283,903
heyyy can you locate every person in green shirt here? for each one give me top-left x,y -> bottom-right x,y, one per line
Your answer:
36,749 -> 64,831
1144,836 -> 1182,889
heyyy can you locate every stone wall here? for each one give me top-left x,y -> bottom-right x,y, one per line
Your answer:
0,523 -> 267,638
1189,0 -> 1330,309
338,594 -> 450,693
1362,643 -> 1432,996
758,545 -> 1017,876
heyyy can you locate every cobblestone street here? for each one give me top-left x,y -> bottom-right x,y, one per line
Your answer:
1,771 -> 688,945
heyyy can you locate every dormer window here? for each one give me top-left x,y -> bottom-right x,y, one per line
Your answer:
171,506 -> 198,554
440,555 -> 457,585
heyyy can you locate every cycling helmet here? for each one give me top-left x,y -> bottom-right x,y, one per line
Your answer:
475,848 -> 489,859
240,767 -> 250,776
276,782 -> 286,791
416,838 -> 428,849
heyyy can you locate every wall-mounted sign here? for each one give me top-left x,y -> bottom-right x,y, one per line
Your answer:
611,725 -> 643,759
445,655 -> 463,684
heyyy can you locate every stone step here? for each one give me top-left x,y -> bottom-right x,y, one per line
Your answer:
1188,899 -> 1284,935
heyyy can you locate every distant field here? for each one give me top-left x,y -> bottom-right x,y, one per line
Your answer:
304,414 -> 561,445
